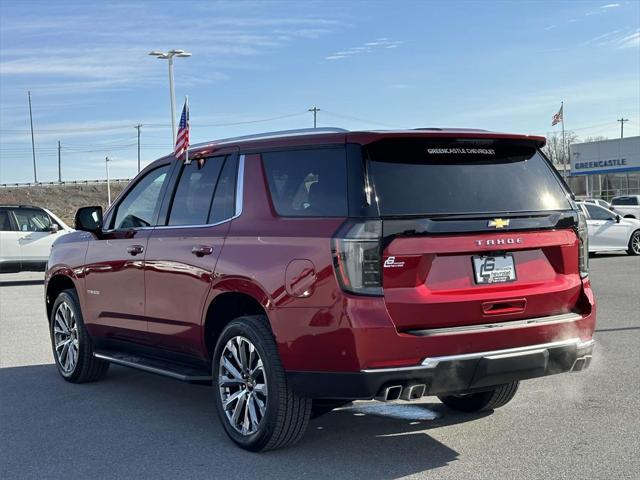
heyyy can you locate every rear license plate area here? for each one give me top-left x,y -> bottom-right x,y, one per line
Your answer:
472,254 -> 516,284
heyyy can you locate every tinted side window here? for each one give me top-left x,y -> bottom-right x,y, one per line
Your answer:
584,204 -> 615,221
0,209 -> 14,231
113,165 -> 170,229
262,148 -> 348,217
168,156 -> 225,226
209,155 -> 238,223
13,208 -> 52,232
612,197 -> 638,206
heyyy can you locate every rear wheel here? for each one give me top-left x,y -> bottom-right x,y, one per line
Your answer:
628,230 -> 640,255
213,316 -> 311,451
438,382 -> 519,412
50,289 -> 109,383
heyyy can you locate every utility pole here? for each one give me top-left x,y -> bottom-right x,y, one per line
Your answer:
617,117 -> 630,193
57,141 -> 61,182
135,124 -> 142,173
105,156 -> 112,205
28,91 -> 37,183
617,117 -> 629,139
308,106 -> 320,128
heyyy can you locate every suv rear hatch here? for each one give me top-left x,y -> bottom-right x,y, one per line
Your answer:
365,137 -> 586,332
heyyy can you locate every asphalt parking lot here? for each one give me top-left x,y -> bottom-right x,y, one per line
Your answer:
1,255 -> 638,480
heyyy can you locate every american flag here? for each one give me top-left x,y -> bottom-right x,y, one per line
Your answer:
174,98 -> 189,162
551,104 -> 563,126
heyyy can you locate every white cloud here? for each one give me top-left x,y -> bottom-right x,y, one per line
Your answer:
325,39 -> 402,61
544,25 -> 557,31
616,30 -> 640,49
600,3 -> 620,8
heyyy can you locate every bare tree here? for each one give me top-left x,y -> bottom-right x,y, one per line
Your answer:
582,136 -> 608,143
542,131 -> 579,167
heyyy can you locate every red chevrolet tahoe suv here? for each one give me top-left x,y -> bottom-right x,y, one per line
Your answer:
45,128 -> 596,451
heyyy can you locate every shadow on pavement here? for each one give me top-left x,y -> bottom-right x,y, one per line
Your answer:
0,363 -> 490,479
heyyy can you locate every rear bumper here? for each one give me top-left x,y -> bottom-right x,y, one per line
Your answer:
287,337 -> 594,400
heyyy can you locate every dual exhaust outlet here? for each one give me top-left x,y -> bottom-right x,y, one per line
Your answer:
570,354 -> 593,372
376,383 -> 426,402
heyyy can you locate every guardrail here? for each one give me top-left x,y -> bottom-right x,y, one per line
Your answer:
0,179 -> 132,188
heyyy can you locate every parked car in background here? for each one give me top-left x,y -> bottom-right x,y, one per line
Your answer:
610,195 -> 640,219
578,202 -> 640,255
45,128 -> 596,451
0,205 -> 73,272
582,198 -> 611,210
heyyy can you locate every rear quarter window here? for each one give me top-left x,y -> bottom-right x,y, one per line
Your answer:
262,148 -> 348,217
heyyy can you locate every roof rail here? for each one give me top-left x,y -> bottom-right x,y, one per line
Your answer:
190,127 -> 348,150
412,127 -> 490,132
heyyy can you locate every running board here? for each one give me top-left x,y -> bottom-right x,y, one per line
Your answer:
94,350 -> 212,382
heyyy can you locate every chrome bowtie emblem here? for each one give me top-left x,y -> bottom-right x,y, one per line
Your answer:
488,218 -> 509,229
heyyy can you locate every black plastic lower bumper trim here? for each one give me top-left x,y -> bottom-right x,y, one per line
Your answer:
286,338 -> 594,400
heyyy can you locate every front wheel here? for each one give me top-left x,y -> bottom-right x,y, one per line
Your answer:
50,289 -> 109,383
438,382 -> 519,412
628,230 -> 640,255
213,316 -> 311,451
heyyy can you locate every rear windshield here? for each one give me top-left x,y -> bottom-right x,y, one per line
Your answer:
366,139 -> 571,216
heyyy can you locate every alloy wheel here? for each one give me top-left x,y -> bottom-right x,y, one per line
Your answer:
632,232 -> 640,254
218,336 -> 268,436
53,301 -> 79,374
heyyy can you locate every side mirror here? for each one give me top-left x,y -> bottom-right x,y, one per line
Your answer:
74,206 -> 103,235
48,224 -> 60,234
615,215 -> 621,223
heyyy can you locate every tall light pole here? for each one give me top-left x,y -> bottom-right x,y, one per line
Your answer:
105,156 -> 111,206
148,49 -> 192,143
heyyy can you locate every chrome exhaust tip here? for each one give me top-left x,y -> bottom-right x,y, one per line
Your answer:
376,385 -> 403,402
400,384 -> 426,401
571,355 -> 592,372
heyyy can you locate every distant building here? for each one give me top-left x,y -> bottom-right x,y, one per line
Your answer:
568,136 -> 640,200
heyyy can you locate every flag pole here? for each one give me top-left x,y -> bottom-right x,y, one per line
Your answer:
184,95 -> 190,164
561,101 -> 566,180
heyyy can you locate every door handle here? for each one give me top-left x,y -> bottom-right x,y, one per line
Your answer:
127,245 -> 145,256
191,245 -> 214,257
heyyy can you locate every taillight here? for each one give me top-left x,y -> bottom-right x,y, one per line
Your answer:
332,220 -> 383,296
577,211 -> 589,278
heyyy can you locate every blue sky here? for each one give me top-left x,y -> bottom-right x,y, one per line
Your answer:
1,0 -> 638,183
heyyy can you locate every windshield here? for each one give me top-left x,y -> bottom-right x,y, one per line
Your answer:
366,138 -> 571,216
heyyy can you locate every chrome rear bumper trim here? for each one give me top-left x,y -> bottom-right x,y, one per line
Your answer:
361,338 -> 594,373
405,312 -> 583,337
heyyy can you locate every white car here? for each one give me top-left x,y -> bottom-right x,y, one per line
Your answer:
610,195 -> 640,219
582,198 -> 611,210
578,202 -> 640,255
0,205 -> 73,273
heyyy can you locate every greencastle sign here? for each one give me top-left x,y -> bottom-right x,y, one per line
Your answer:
569,136 -> 640,176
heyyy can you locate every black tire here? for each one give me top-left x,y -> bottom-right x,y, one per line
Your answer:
438,382 -> 519,412
627,230 -> 640,256
212,315 -> 311,451
49,289 -> 109,383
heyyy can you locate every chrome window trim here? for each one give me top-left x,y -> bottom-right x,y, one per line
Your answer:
361,338 -> 594,373
404,312 -> 582,337
103,154 -> 245,233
